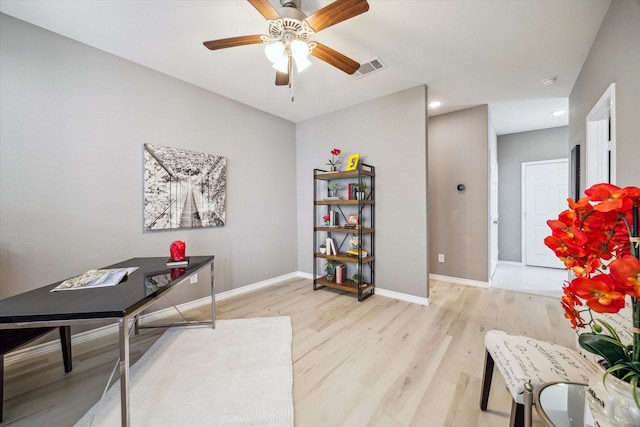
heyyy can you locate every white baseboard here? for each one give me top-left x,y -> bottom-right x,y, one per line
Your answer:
375,287 -> 430,306
429,273 -> 489,289
5,271 -> 429,366
497,260 -> 524,266
216,272 -> 302,302
297,271 -> 314,280
295,272 -> 429,305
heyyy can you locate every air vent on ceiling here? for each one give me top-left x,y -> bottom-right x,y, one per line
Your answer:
353,58 -> 387,79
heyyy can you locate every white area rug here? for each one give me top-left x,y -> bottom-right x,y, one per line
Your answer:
75,317 -> 294,427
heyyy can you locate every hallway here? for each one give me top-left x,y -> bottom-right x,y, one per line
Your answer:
490,262 -> 567,298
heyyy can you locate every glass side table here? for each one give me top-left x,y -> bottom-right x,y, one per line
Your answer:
535,382 -> 595,427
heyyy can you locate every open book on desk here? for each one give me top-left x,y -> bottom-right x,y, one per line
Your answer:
51,267 -> 139,291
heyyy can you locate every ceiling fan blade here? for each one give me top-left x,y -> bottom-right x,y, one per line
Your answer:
247,0 -> 281,20
203,35 -> 263,50
275,71 -> 290,86
311,42 -> 360,74
305,0 -> 369,32
275,56 -> 292,86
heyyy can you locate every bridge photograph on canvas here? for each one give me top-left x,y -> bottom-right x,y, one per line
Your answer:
143,143 -> 226,230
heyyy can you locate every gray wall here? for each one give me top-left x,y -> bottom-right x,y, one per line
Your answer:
428,106 -> 489,282
296,86 -> 429,299
569,0 -> 640,188
496,127 -> 568,262
0,14 -> 297,301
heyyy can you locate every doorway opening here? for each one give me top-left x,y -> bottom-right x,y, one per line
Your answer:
586,83 -> 616,187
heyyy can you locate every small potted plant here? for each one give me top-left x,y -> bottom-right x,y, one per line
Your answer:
325,259 -> 339,281
352,273 -> 361,283
327,181 -> 341,198
326,148 -> 341,171
319,243 -> 326,254
354,182 -> 367,200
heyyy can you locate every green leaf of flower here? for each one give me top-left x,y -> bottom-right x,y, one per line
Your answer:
579,333 -> 628,368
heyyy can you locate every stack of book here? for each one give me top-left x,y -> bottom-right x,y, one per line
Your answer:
166,257 -> 190,267
347,183 -> 356,200
325,238 -> 337,255
344,224 -> 362,229
346,249 -> 368,257
329,211 -> 338,226
335,264 -> 346,284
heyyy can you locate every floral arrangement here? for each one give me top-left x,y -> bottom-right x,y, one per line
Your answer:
327,148 -> 341,169
545,183 -> 640,405
323,214 -> 330,225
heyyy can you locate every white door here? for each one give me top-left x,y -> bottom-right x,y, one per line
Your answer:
522,159 -> 568,268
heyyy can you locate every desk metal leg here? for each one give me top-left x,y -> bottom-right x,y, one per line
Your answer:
210,261 -> 216,329
119,318 -> 130,426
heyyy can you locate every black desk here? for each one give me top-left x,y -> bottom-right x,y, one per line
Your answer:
0,256 -> 215,426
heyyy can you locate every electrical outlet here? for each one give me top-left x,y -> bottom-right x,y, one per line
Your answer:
190,274 -> 198,284
438,254 -> 445,263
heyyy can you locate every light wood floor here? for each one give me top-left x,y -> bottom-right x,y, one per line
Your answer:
1,277 -> 573,426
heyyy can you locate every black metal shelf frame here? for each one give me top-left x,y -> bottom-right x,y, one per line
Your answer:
312,163 -> 375,301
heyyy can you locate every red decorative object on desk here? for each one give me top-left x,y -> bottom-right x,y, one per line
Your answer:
170,240 -> 186,261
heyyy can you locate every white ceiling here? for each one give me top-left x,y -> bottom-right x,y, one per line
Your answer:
0,0 -> 611,135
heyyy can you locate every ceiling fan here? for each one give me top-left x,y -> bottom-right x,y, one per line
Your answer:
203,0 -> 369,87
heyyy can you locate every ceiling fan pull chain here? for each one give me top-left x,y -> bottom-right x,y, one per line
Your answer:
290,74 -> 295,102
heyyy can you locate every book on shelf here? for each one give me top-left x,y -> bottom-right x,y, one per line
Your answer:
326,237 -> 337,255
166,257 -> 190,267
335,264 -> 346,284
346,248 -> 368,257
52,267 -> 139,292
348,183 -> 355,200
329,211 -> 338,226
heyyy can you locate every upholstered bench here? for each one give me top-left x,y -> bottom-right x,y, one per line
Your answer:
480,304 -> 632,427
0,326 -> 72,422
480,330 -> 597,427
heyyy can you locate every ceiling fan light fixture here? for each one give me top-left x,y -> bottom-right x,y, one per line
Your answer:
290,39 -> 309,58
204,0 -> 371,87
290,39 -> 312,72
294,55 -> 312,73
265,41 -> 285,64
272,56 -> 289,73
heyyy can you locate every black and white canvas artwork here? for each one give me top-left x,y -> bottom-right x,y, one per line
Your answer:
144,143 -> 226,230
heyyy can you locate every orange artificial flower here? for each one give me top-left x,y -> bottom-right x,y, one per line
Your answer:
586,183 -> 637,212
567,275 -> 626,313
561,286 -> 585,329
546,183 -> 640,401
609,255 -> 640,298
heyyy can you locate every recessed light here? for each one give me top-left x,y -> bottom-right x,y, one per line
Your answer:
542,76 -> 557,86
552,110 -> 566,116
429,101 -> 442,108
